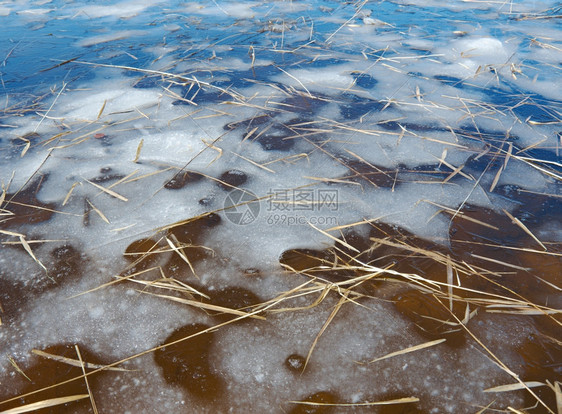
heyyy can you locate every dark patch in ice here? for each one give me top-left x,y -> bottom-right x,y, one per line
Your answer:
288,391 -> 338,414
515,145 -> 562,168
338,230 -> 372,257
224,114 -> 271,131
83,197 -> 91,227
378,120 -> 447,132
285,353 -> 306,373
279,248 -> 352,283
409,48 -> 433,57
45,244 -> 84,287
165,213 -> 222,277
279,214 -> 558,321
0,343 -> 109,414
305,58 -> 347,68
337,157 -> 397,188
90,167 -> 125,184
217,169 -> 248,190
213,64 -> 281,90
248,125 -> 297,152
339,93 -> 386,120
95,133 -> 113,147
495,185 -> 562,233
168,213 -> 221,245
164,170 -> 205,189
124,238 -> 161,271
447,204 -> 561,304
459,131 -> 560,180
486,88 -> 562,124
172,86 -> 227,105
393,289 -> 466,347
198,197 -> 213,206
243,268 -> 261,277
235,116 -> 316,152
351,71 -> 378,89
375,393 -> 424,413
0,277 -> 26,325
132,75 -> 161,89
0,174 -> 56,228
367,222 -> 447,278
406,164 -> 451,183
202,286 -> 261,321
279,248 -> 334,272
434,74 -> 464,88
0,244 -> 84,324
449,204 -> 526,252
18,131 -> 41,142
517,329 -> 562,411
278,94 -> 331,116
154,323 -> 223,401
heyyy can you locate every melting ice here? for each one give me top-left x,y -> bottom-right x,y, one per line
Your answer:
0,1 -> 561,413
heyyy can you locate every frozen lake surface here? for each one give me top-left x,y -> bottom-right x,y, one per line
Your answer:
0,1 -> 561,413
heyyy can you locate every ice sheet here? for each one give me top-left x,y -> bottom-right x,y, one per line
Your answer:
1,1 -> 560,413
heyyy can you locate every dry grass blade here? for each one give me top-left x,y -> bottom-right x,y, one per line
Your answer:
275,66 -> 313,97
165,236 -> 197,277
489,164 -> 504,192
74,345 -> 98,414
424,200 -> 499,230
230,151 -> 275,173
138,290 -> 266,320
62,182 -> 80,206
303,290 -> 349,372
545,381 -> 561,414
63,59 -> 245,101
0,229 -> 25,237
0,395 -> 90,414
96,99 -> 106,120
442,302 -> 555,413
66,266 -> 159,299
507,408 -> 527,414
502,208 -> 547,251
441,160 -> 472,183
366,338 -> 446,364
31,349 -> 130,372
484,381 -> 546,392
4,201 -> 74,218
343,149 -> 394,187
470,253 -> 530,271
447,255 -> 454,311
19,235 -> 47,273
268,283 -> 332,313
0,187 -> 6,209
86,199 -> 109,224
18,137 -> 30,158
8,357 -> 31,382
85,179 -> 128,202
288,396 -> 420,407
309,223 -> 359,253
123,276 -> 210,299
133,138 -> 143,163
